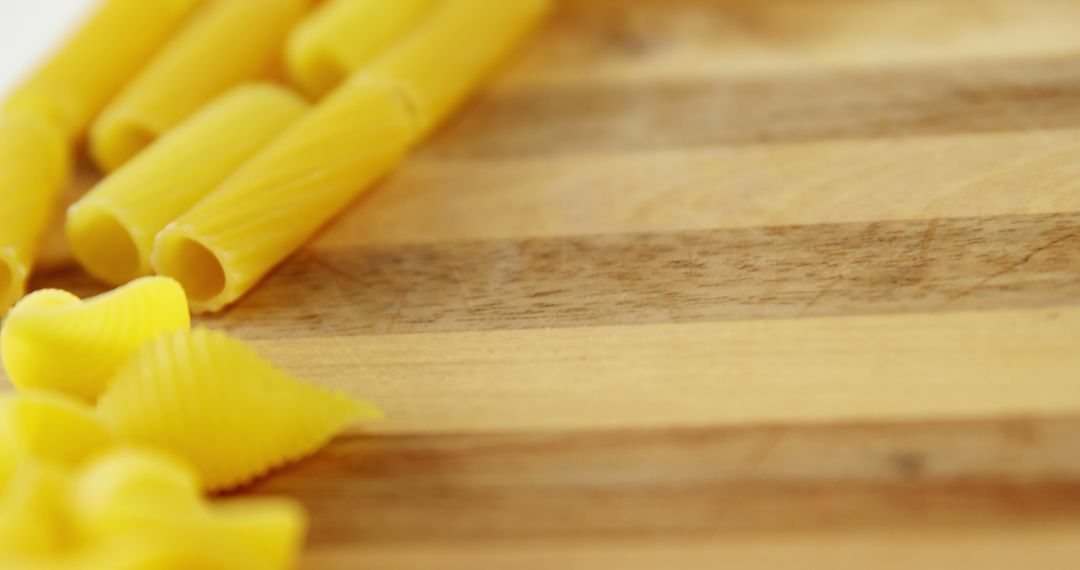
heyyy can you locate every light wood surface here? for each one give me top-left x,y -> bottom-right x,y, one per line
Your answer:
9,0 -> 1080,567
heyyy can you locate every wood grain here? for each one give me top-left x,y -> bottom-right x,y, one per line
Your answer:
252,306 -> 1080,434
8,0 -> 1080,567
430,56 -> 1080,158
506,0 -> 1080,86
247,417 -> 1080,570
303,528 -> 1080,570
206,212 -> 1080,337
313,128 -> 1080,248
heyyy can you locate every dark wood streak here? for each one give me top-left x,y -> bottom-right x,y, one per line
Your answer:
247,416 -> 1080,546
206,212 -> 1080,339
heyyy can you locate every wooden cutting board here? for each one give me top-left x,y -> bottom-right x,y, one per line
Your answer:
14,0 -> 1080,567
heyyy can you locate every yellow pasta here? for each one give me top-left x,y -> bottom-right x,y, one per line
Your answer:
74,450 -> 200,518
0,278 -> 191,403
203,499 -> 306,570
0,393 -> 116,485
150,0 -> 551,311
0,113 -> 70,316
285,0 -> 436,98
365,0 -> 553,138
77,536 -> 262,570
98,328 -> 379,491
153,76 -> 416,312
0,449 -> 302,567
0,462 -> 73,556
89,0 -> 307,172
4,0 -> 203,139
74,450 -> 305,570
69,85 -> 309,285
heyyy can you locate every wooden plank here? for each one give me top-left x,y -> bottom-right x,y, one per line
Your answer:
247,306 -> 1080,434
432,56 -> 1080,158
505,0 -> 1080,87
243,417 -> 1080,565
303,527 -> 1080,570
311,128 -> 1080,248
7,1 -> 1080,568
197,213 -> 1080,337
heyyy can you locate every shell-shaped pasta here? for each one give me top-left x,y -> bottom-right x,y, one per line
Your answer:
73,449 -> 201,526
0,462 -> 74,556
0,392 -> 116,484
75,449 -> 306,569
285,0 -> 435,98
152,76 -> 415,312
3,0 -> 203,139
0,277 -> 191,403
366,0 -> 553,139
89,0 -> 307,171
0,112 -> 70,315
68,85 -> 309,285
98,328 -> 380,491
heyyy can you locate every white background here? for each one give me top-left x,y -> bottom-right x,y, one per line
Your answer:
0,1 -> 94,95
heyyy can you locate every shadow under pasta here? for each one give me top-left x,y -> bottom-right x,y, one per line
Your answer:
291,47 -> 348,98
0,256 -> 15,310
92,116 -> 159,172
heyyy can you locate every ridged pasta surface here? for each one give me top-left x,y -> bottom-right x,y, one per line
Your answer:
69,85 -> 308,285
286,0 -> 436,97
0,278 -> 191,402
90,0 -> 307,171
98,328 -> 379,491
153,76 -> 415,312
366,0 -> 553,138
4,0 -> 203,138
0,113 -> 69,315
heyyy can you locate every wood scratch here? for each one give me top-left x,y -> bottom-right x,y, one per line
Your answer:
746,426 -> 786,478
914,217 -> 941,279
307,251 -> 364,287
799,276 -> 843,317
716,427 -> 787,530
939,232 -> 1076,309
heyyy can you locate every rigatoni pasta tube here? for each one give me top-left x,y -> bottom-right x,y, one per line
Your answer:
365,0 -> 552,138
4,0 -> 202,139
90,0 -> 307,172
285,0 -> 435,98
68,85 -> 309,286
153,76 -> 416,312
0,114 -> 69,315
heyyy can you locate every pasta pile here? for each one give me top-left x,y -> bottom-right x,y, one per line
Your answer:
70,85 -> 310,285
1,278 -> 190,402
0,398 -> 304,568
0,0 -> 550,565
4,0 -> 203,140
89,0 -> 308,171
0,0 -> 551,314
0,278 -> 380,566
0,113 -> 69,316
